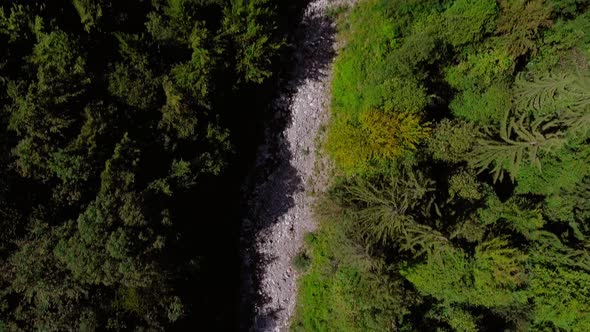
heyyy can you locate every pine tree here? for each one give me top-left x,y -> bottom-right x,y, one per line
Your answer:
334,165 -> 450,257
472,69 -> 590,182
471,109 -> 566,182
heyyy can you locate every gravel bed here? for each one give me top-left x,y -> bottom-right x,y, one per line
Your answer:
240,0 -> 353,331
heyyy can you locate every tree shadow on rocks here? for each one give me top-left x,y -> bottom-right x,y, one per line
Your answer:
240,4 -> 337,332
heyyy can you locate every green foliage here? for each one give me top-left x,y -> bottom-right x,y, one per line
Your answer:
448,170 -> 482,201
403,239 -> 528,308
451,215 -> 488,243
472,69 -> 590,182
450,83 -> 511,124
2,0 -> 590,329
514,70 -> 590,116
0,0 -> 286,329
362,111 -> 430,159
529,261 -> 590,330
548,0 -> 589,17
146,0 -> 221,44
515,147 -> 590,197
292,199 -> 419,332
221,0 -> 283,83
475,237 -> 527,287
166,296 -> 184,322
393,12 -> 445,76
159,77 -> 199,139
5,220 -> 92,331
0,4 -> 36,43
427,304 -> 479,332
529,10 -> 590,73
334,167 -> 444,253
6,29 -> 90,181
496,0 -> 553,58
331,0 -> 399,118
541,175 -> 590,223
324,116 -> 370,174
108,44 -> 161,110
428,119 -> 479,163
312,1 -> 590,330
531,230 -> 590,271
369,76 -> 429,114
53,135 -> 157,287
113,286 -> 147,316
292,251 -> 311,272
327,110 -> 429,175
171,23 -> 214,101
72,0 -> 105,32
478,195 -> 545,238
471,110 -> 567,182
443,0 -> 498,47
30,30 -> 90,102
445,39 -> 515,91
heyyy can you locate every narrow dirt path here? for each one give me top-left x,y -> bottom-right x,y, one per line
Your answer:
240,0 -> 351,331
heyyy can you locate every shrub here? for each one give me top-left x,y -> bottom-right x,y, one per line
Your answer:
331,0 -> 399,118
361,110 -> 430,160
496,0 -> 553,58
445,39 -> 514,91
450,83 -> 511,124
326,111 -> 430,175
443,0 -> 498,47
402,239 -> 528,308
325,115 -> 372,175
428,119 -> 480,163
528,10 -> 590,73
292,252 -> 311,272
292,198 -> 417,332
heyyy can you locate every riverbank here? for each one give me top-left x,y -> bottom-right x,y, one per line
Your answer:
240,0 -> 351,330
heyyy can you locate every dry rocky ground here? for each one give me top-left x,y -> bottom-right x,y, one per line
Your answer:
240,0 -> 353,331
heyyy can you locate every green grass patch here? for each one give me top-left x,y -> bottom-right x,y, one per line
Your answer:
291,199 -> 414,332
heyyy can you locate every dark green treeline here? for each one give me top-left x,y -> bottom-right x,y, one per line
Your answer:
0,0 -> 302,330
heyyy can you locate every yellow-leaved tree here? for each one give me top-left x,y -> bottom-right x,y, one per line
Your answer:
327,110 -> 430,174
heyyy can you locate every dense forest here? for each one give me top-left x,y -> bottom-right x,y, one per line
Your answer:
294,0 -> 590,331
0,0 -> 305,330
2,0 -> 590,331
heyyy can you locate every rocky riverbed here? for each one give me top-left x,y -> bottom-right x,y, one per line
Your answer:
240,0 -> 352,331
